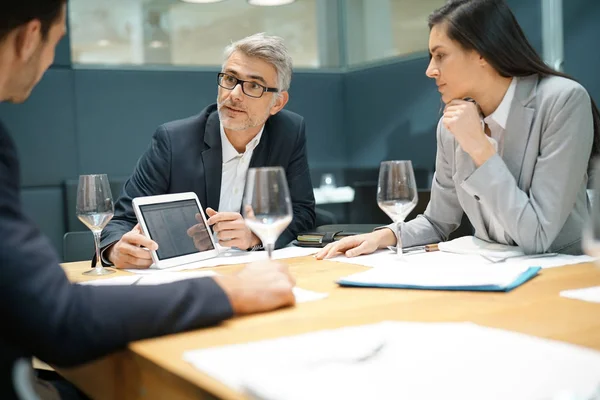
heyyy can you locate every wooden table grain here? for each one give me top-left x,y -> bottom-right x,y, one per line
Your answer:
57,258 -> 600,400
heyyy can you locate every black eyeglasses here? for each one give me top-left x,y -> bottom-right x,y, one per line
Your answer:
217,72 -> 279,99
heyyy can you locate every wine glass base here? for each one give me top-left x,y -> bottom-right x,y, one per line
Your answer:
83,268 -> 116,276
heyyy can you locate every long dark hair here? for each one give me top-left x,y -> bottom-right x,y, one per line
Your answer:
429,0 -> 600,173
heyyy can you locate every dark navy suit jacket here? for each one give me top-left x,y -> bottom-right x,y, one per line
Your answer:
101,104 -> 316,251
0,121 -> 233,399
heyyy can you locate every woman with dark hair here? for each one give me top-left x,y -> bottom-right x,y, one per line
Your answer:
318,0 -> 597,259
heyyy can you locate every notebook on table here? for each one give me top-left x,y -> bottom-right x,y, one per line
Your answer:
293,231 -> 363,248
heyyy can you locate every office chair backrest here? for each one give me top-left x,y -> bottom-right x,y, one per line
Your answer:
63,231 -> 94,263
315,208 -> 338,227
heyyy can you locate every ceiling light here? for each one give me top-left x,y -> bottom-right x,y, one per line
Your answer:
180,0 -> 226,3
97,39 -> 110,47
148,40 -> 167,49
248,0 -> 295,5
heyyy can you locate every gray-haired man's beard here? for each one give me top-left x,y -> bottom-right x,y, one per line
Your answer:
217,97 -> 247,113
217,98 -> 273,131
217,108 -> 260,131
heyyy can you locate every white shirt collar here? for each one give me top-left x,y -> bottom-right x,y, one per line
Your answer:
219,123 -> 264,163
484,77 -> 517,130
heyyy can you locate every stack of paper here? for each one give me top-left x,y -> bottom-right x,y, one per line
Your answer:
325,248 -> 595,270
78,272 -> 328,303
183,321 -> 600,400
336,264 -> 540,292
125,246 -> 319,273
78,270 -> 216,285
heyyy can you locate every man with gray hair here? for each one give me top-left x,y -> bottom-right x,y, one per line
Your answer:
100,33 -> 316,270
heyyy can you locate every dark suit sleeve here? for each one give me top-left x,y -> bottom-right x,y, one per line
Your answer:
0,129 -> 233,367
100,125 -> 172,249
276,117 -> 316,248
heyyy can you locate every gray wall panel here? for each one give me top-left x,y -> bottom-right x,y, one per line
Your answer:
344,57 -> 440,170
0,69 -> 77,187
74,69 -> 345,178
564,0 -> 600,103
21,187 -> 65,256
74,69 -> 218,177
506,0 -> 543,54
54,34 -> 71,68
286,72 -> 346,169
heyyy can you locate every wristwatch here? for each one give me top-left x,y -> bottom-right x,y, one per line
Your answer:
249,244 -> 264,251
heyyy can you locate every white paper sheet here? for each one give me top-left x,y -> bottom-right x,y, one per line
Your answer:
292,287 -> 328,303
325,248 -> 595,270
79,271 -> 326,303
78,270 -> 217,286
124,246 -> 319,274
560,286 -> 600,304
184,321 -> 600,400
438,235 -> 524,258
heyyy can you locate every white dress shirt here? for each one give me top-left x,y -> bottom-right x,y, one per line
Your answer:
218,123 -> 264,213
480,77 -> 517,244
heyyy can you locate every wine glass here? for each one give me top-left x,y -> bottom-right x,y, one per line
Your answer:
76,174 -> 115,276
242,167 -> 293,259
377,160 -> 419,258
583,159 -> 600,263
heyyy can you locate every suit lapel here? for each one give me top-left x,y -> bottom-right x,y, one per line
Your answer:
249,121 -> 270,168
501,75 -> 537,185
201,111 -> 223,211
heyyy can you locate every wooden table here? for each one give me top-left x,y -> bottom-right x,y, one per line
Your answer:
58,258 -> 600,400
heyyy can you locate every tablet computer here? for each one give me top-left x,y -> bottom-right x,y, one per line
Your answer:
132,192 -> 219,269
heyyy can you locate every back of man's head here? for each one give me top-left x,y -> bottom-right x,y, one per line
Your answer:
0,0 -> 67,104
0,0 -> 66,42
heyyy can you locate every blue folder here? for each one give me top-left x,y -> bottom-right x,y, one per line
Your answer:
337,266 -> 541,292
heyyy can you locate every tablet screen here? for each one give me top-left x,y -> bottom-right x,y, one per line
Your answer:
138,199 -> 214,260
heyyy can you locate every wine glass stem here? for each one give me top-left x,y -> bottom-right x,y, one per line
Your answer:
396,230 -> 404,260
266,243 -> 275,260
92,230 -> 103,274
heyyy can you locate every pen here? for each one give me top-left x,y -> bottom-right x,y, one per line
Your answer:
388,243 -> 440,254
425,243 -> 439,252
403,244 -> 439,253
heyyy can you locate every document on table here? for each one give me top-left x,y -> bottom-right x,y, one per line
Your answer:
183,321 -> 600,400
124,245 -> 319,274
325,248 -> 595,270
77,270 -> 217,286
560,286 -> 600,304
336,264 -> 540,292
78,271 -> 327,303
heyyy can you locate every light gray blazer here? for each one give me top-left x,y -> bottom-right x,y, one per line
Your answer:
391,74 -> 594,255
